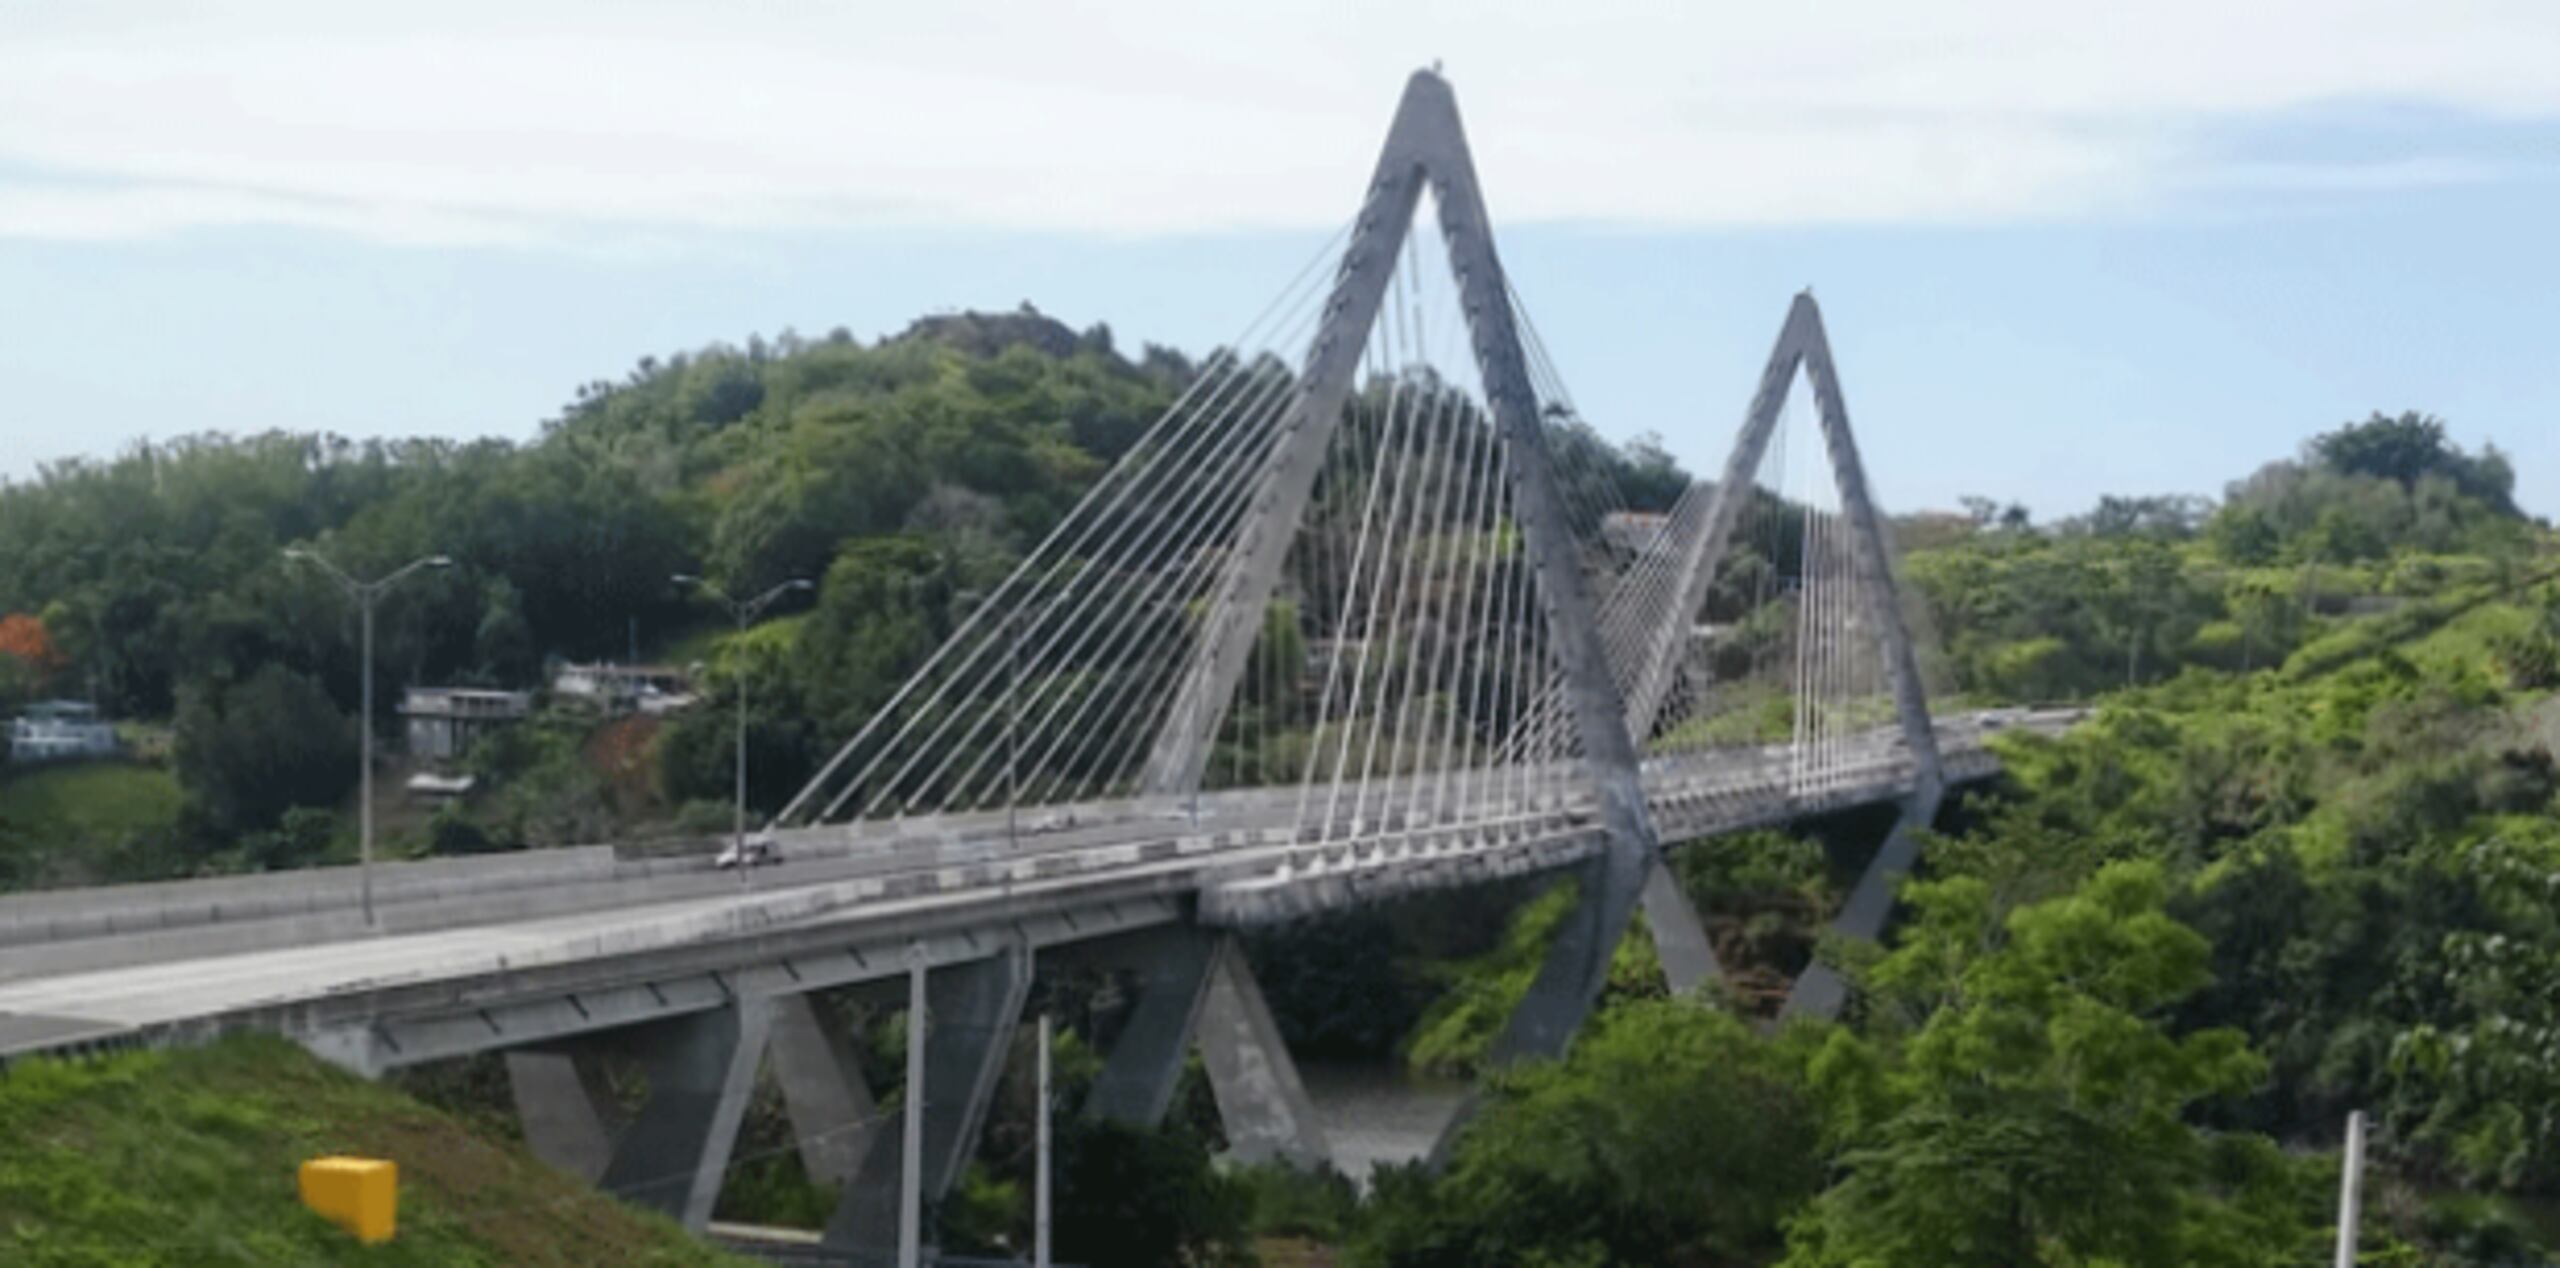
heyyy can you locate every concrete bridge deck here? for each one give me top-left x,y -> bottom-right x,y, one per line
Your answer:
0,707 -> 2076,1253
0,708 -> 2069,1067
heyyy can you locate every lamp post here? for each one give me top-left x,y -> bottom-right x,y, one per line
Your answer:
674,575 -> 813,880
284,548 -> 451,930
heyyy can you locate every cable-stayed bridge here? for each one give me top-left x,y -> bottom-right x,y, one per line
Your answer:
0,70 -> 2079,1258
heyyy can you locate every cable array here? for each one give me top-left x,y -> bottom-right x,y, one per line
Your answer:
1241,194 -> 1587,865
1627,367 -> 1903,801
776,222 -> 1354,826
777,190 -> 1922,854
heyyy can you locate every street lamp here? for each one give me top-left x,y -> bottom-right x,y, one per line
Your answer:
674,575 -> 814,880
285,547 -> 452,929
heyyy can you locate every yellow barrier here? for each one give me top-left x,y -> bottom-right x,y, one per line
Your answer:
298,1156 -> 397,1244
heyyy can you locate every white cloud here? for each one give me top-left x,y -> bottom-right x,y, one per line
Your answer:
1,0 -> 2556,244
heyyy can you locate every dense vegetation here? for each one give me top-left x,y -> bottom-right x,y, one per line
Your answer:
0,306 -> 1678,884
1332,411 -> 2560,1266
0,310 -> 1182,881
5,308 -> 2556,1264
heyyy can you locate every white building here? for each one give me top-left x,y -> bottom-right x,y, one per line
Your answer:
551,662 -> 698,716
400,687 -> 532,761
6,700 -> 120,764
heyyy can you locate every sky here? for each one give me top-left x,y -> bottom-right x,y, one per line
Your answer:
3,1 -> 2557,519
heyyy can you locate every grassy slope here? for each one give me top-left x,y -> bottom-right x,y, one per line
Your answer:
0,1036 -> 749,1268
0,761 -> 180,842
0,761 -> 183,884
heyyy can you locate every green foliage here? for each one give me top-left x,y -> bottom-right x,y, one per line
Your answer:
424,802 -> 502,856
2388,830 -> 2560,1192
235,806 -> 342,872
1355,1003 -> 1825,1268
0,310 -> 1218,877
2063,493 -> 2214,541
2310,411 -> 2516,510
938,1166 -> 1027,1257
9,305 -> 2560,1264
2208,412 -> 2527,569
1904,533 -> 2220,700
1245,912 -> 1440,1060
1909,409 -> 2538,706
172,664 -> 355,841
1403,885 -> 1574,1076
1234,1162 -> 1361,1243
0,762 -> 183,888
2489,594 -> 2560,691
1782,863 -> 2321,1267
1050,1120 -> 1254,1268
1401,882 -> 1657,1077
462,710 -> 618,850
1671,829 -> 1835,991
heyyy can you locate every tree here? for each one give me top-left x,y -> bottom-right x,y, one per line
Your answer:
2391,831 -> 2560,1192
1051,1119 -> 1253,1268
2312,412 -> 2457,490
2205,504 -> 2281,565
172,665 -> 357,840
2069,494 -> 2212,541
1355,1002 -> 1825,1267
2228,579 -> 2307,673
0,613 -> 63,703
1782,863 -> 2318,1267
238,806 -> 340,871
0,612 -> 58,667
2308,411 -> 2514,512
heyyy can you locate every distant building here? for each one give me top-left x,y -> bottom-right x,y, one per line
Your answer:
551,662 -> 698,716
399,687 -> 531,761
6,700 -> 119,765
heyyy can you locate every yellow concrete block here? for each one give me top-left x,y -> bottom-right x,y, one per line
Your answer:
298,1156 -> 397,1245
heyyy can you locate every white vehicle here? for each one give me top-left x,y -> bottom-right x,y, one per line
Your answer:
714,831 -> 783,869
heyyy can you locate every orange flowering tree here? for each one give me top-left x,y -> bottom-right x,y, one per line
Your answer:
0,613 -> 64,704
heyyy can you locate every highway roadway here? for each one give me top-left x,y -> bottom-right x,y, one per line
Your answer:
0,707 -> 2075,1064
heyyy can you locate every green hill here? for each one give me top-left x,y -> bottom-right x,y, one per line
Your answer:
0,1036 -> 749,1268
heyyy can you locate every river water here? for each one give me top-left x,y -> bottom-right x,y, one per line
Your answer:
1295,1059 -> 1472,1187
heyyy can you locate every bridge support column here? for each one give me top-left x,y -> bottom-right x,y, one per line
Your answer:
1488,852 -> 1650,1068
505,1044 -> 619,1184
1370,66 -> 1662,1086
826,944 -> 1033,1253
597,996 -> 774,1229
1196,935 -> 1330,1169
1086,927 -> 1219,1129
1642,859 -> 1722,996
767,992 -> 879,1188
1781,786 -> 1945,1021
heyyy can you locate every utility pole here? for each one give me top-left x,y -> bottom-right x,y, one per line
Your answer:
673,575 -> 812,885
2335,1109 -> 2367,1268
1035,1011 -> 1053,1268
900,946 -> 927,1268
285,548 -> 451,930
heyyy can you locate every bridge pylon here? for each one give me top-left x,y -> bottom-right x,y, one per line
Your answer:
1128,68 -> 1668,1073
1609,291 -> 1947,1015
